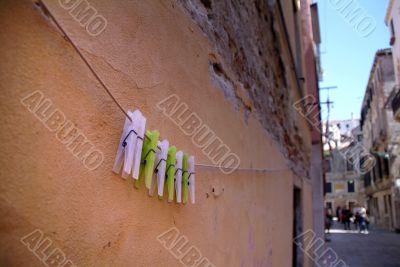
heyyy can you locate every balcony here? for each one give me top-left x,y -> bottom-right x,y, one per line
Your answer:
392,89 -> 400,122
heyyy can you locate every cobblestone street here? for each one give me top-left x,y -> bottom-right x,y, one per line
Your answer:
326,222 -> 400,267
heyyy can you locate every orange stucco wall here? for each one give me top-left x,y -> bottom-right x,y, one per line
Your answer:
0,0 -> 314,266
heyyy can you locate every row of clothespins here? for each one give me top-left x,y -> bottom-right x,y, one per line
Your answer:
112,110 -> 195,204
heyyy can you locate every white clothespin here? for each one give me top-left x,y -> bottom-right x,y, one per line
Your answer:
157,140 -> 169,197
132,113 -> 146,180
188,156 -> 195,204
112,110 -> 138,178
149,139 -> 169,197
122,110 -> 141,179
112,111 -> 131,175
175,151 -> 183,203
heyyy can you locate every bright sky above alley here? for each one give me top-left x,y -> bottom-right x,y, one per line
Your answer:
318,0 -> 389,120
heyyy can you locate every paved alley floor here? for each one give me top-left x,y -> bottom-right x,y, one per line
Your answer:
326,222 -> 400,267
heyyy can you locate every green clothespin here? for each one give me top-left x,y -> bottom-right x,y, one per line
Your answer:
134,130 -> 159,189
166,146 -> 176,202
182,153 -> 189,204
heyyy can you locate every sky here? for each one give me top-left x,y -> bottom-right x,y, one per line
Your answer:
317,0 -> 390,121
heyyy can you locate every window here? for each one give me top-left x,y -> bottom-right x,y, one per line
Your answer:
373,156 -> 383,181
335,183 -> 345,193
390,19 -> 396,46
384,157 -> 390,177
377,157 -> 383,179
347,180 -> 355,193
325,158 -> 331,173
384,195 -> 388,213
390,19 -> 396,45
391,19 -> 396,37
326,202 -> 332,210
364,172 -> 371,187
325,182 -> 332,193
346,159 -> 353,172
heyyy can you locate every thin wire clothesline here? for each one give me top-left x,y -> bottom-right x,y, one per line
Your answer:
41,1 -> 291,174
40,0 -> 131,121
195,163 -> 289,172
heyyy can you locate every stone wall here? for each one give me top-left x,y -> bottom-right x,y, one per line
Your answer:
177,0 -> 312,178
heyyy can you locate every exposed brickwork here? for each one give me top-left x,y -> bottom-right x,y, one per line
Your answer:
177,0 -> 310,177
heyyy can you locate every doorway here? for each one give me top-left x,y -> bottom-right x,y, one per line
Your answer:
293,187 -> 303,267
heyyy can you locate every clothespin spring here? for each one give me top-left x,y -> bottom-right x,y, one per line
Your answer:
187,172 -> 195,185
122,129 -> 139,147
165,164 -> 174,179
142,149 -> 156,165
174,168 -> 182,175
154,158 -> 166,173
122,130 -> 161,150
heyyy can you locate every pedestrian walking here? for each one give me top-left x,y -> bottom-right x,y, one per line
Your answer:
336,206 -> 342,222
325,208 -> 333,234
341,208 -> 351,230
354,211 -> 360,230
359,207 -> 369,234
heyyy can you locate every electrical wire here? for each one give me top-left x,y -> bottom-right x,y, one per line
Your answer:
40,0 -> 132,122
40,1 -> 292,174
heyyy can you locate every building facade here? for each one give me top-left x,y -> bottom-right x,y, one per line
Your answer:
386,0 -> 400,85
385,0 -> 400,232
324,120 -> 366,214
0,0 -> 324,266
360,49 -> 400,231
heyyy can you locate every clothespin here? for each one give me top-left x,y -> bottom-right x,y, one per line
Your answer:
188,156 -> 195,204
122,110 -> 141,178
134,130 -> 159,189
132,113 -> 146,180
112,111 -> 131,175
149,139 -> 169,197
182,153 -> 189,204
112,110 -> 139,178
174,151 -> 183,203
166,146 -> 176,202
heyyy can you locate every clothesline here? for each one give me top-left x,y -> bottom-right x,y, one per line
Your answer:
41,1 -> 292,174
40,1 -> 131,121
195,163 -> 290,172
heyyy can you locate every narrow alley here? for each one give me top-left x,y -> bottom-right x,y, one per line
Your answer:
327,222 -> 400,267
